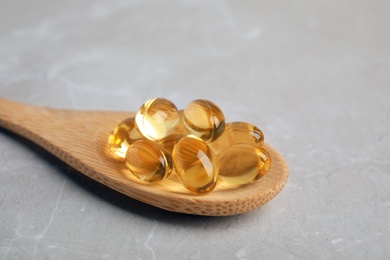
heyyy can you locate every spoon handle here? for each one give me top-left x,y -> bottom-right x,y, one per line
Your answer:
0,98 -> 135,205
0,97 -> 124,164
0,98 -> 51,141
0,97 -> 130,190
0,97 -> 109,168
0,98 -> 82,149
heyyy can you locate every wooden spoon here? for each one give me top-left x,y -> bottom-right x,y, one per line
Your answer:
0,98 -> 288,216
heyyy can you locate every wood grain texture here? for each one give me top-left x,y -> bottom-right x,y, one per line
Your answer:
0,98 -> 288,216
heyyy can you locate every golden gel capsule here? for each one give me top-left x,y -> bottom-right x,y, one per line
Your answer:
217,144 -> 271,185
126,139 -> 172,183
158,116 -> 187,154
172,136 -> 218,193
158,134 -> 185,155
108,117 -> 143,158
183,99 -> 225,142
135,98 -> 180,140
210,121 -> 264,155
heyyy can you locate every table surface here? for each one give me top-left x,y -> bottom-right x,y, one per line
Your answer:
1,0 -> 389,259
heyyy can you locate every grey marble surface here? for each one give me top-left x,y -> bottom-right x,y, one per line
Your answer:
0,0 -> 389,259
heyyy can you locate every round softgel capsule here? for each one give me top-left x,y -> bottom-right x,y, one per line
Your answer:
108,117 -> 143,158
217,144 -> 271,185
135,98 -> 180,140
158,134 -> 185,155
210,121 -> 264,155
157,115 -> 187,154
126,139 -> 172,183
183,99 -> 225,142
172,136 -> 218,193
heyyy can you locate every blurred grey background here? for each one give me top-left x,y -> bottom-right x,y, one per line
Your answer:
0,0 -> 389,259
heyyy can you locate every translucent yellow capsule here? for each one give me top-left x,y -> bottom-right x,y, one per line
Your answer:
158,134 -> 185,155
217,144 -> 271,185
183,99 -> 225,142
157,116 -> 187,154
125,139 -> 172,183
172,136 -> 218,193
135,98 -> 180,140
210,121 -> 264,155
108,117 -> 143,158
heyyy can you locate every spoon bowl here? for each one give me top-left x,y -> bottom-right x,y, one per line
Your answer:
0,98 -> 288,216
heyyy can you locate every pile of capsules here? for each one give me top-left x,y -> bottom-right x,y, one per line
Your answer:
108,98 -> 271,194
